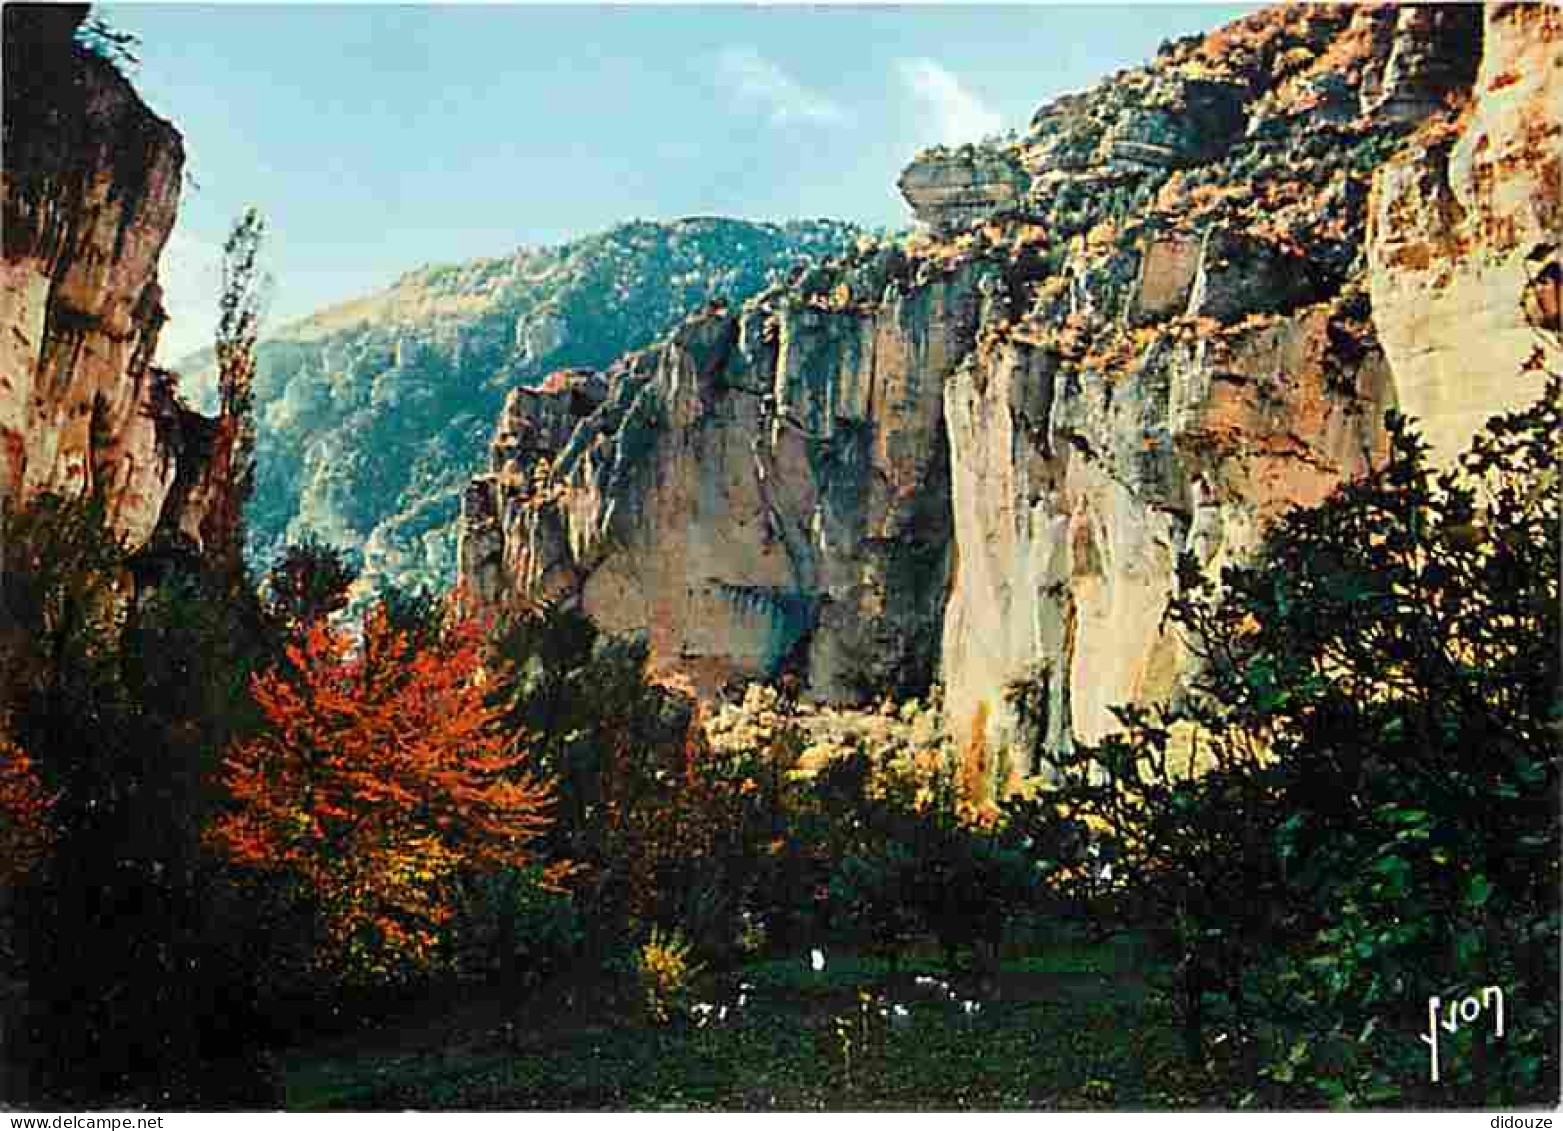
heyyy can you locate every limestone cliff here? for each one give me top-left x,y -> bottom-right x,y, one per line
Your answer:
1,5 -> 229,557
460,253 -> 962,701
461,3 -> 1559,788
1368,2 -> 1561,462
175,217 -> 858,599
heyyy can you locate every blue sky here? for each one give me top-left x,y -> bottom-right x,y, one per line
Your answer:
99,3 -> 1259,363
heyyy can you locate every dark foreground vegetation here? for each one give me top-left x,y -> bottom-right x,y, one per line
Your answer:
1,332 -> 1557,1108
278,937 -> 1165,1111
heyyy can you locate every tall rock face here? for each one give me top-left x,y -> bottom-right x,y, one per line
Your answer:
461,248 -> 969,700
1368,1 -> 1560,462
462,3 -> 1557,788
177,218 -> 858,598
0,5 -> 224,553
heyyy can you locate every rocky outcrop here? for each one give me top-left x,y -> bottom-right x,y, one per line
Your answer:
460,370 -> 609,607
943,296 -> 1394,766
1096,76 -> 1248,171
899,148 -> 1030,232
1,5 -> 226,554
1022,72 -> 1249,184
1365,4 -> 1484,123
464,3 -> 1557,792
1368,1 -> 1560,462
1186,226 -> 1324,323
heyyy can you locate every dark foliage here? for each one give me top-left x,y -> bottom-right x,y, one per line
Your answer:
74,12 -> 141,73
1023,376 -> 1560,1105
0,493 -> 281,1105
260,536 -> 359,639
378,582 -> 446,649
813,747 -> 1051,976
482,606 -> 694,961
204,208 -> 270,585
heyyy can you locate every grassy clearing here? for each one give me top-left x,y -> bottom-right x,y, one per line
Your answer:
279,935 -> 1215,1111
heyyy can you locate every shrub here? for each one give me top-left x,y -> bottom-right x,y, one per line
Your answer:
0,734 -> 54,888
913,816 -> 1043,975
487,609 -> 801,961
805,735 -> 1048,971
828,836 -> 922,967
636,925 -> 702,1025
735,908 -> 768,957
457,863 -> 583,987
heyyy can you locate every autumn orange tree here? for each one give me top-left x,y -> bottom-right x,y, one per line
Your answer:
0,733 -> 54,888
207,605 -> 559,984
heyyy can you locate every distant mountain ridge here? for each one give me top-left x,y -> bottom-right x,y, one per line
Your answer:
178,216 -> 861,596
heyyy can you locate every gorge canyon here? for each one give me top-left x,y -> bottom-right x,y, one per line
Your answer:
4,3 -> 1558,794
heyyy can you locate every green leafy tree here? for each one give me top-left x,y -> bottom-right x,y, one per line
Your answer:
205,207 -> 270,584
1031,375 -> 1560,1104
483,606 -> 694,962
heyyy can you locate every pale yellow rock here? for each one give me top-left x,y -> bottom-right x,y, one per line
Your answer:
1369,2 -> 1562,465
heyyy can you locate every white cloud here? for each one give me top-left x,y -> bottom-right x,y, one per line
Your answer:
716,46 -> 849,127
897,58 -> 1002,146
